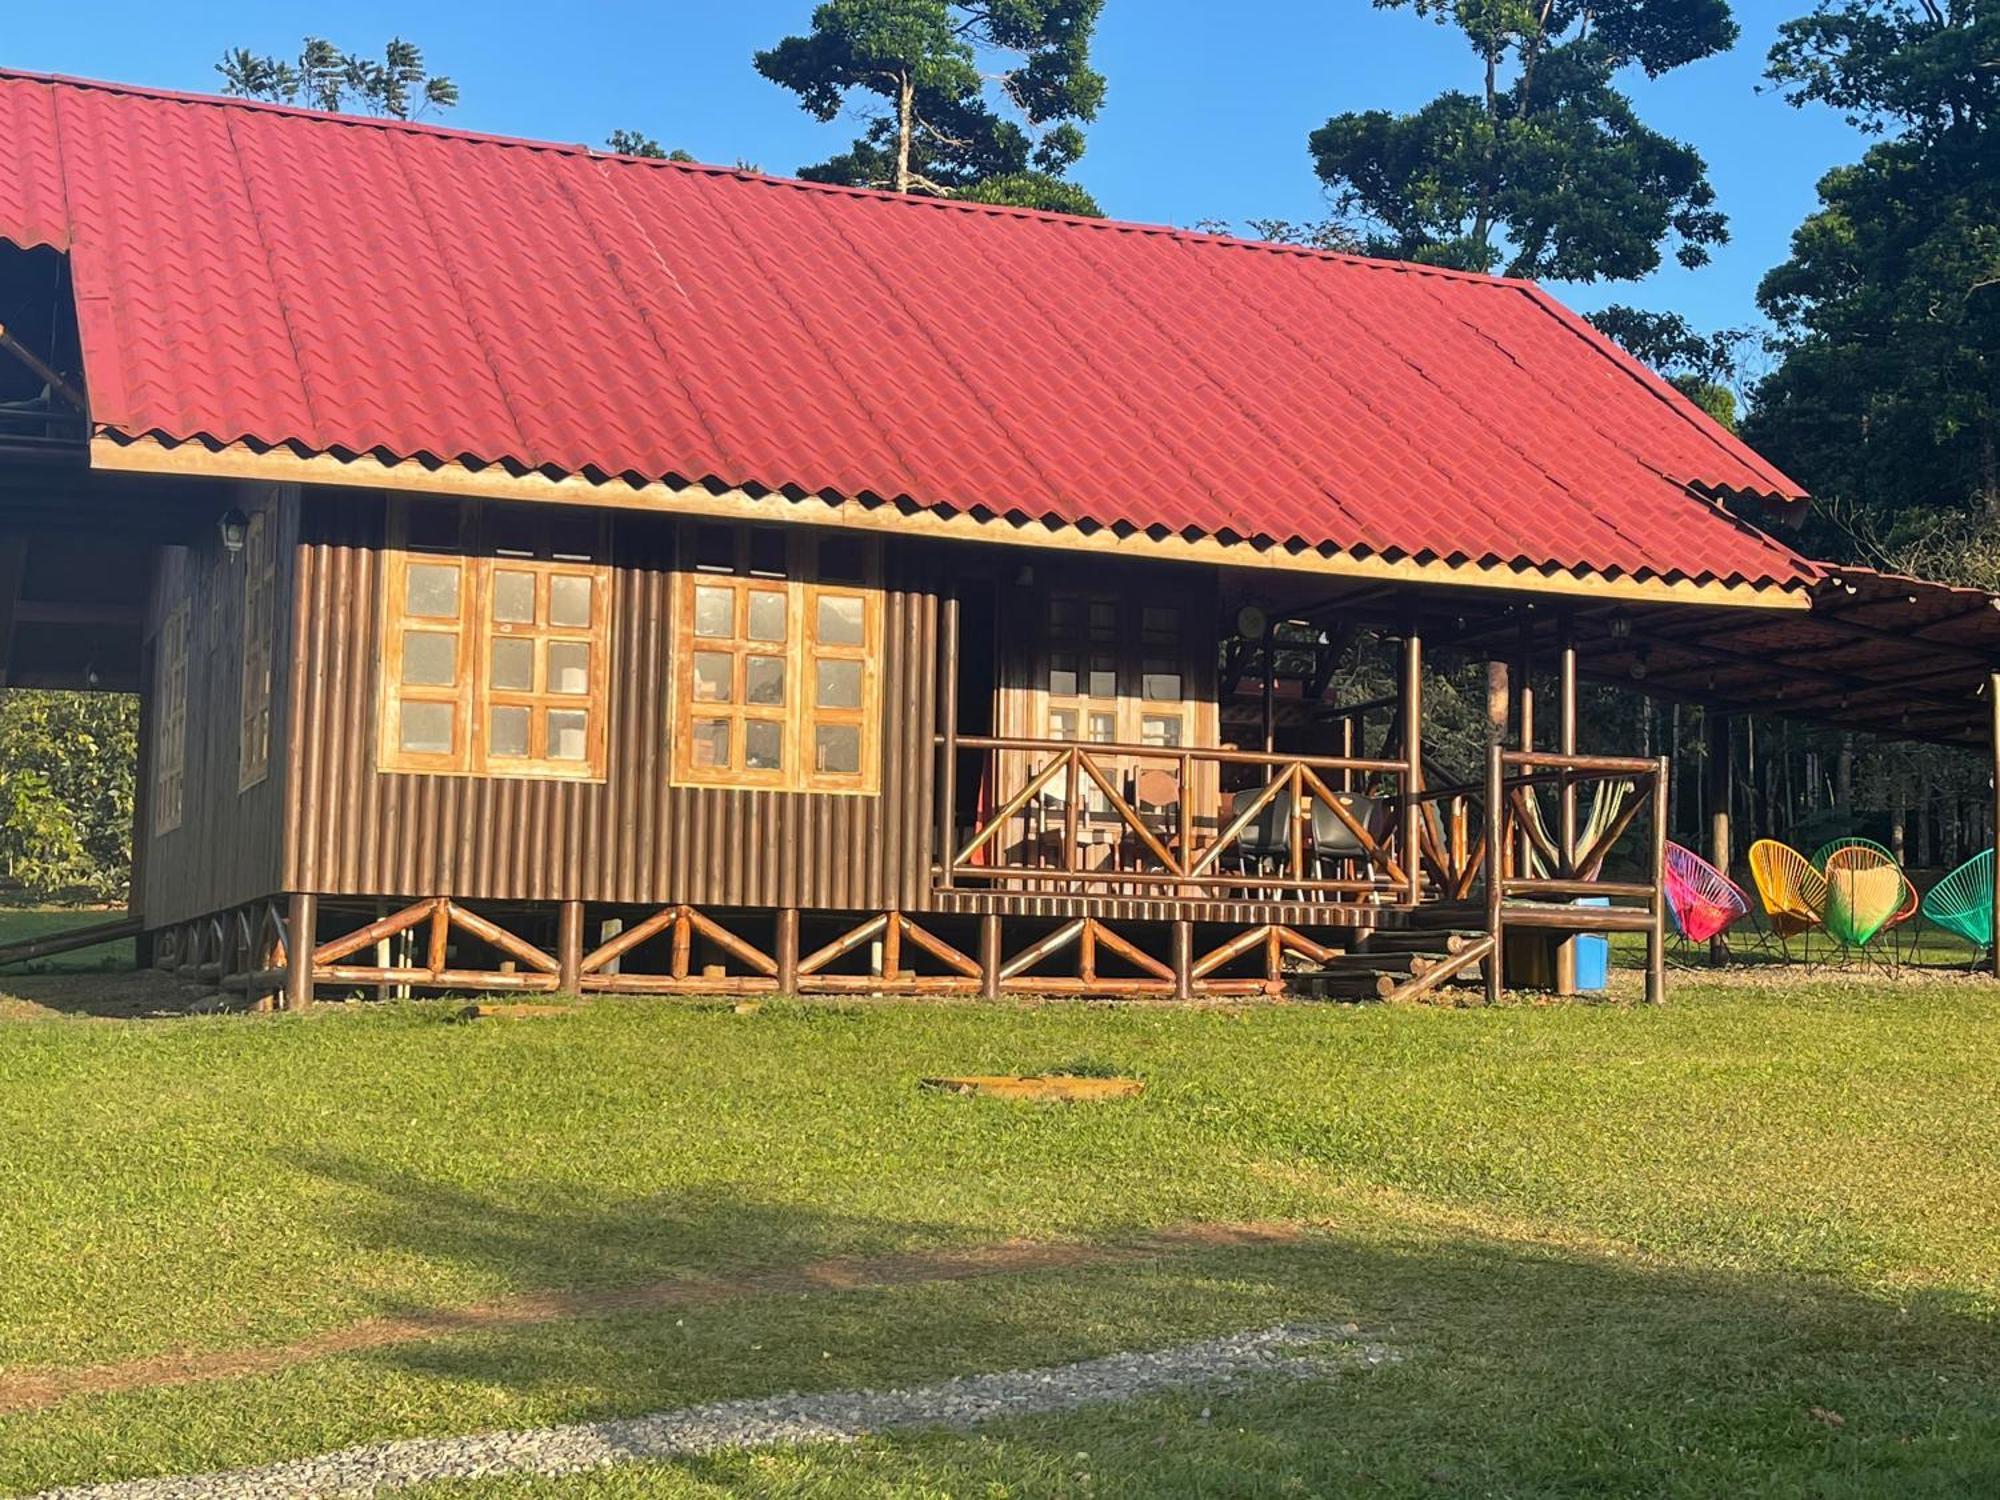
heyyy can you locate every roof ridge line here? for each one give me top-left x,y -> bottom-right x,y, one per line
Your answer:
0,65 -> 1539,289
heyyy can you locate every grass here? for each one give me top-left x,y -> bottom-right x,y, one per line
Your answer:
1,976 -> 1998,1496
0,902 -> 134,974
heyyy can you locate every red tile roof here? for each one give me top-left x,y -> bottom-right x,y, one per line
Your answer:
0,69 -> 1814,590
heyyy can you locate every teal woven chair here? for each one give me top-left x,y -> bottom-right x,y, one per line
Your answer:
1921,849 -> 1995,957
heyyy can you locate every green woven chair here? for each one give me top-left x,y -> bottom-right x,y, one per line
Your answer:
1813,837 -> 1920,959
1810,837 -> 1894,870
1920,849 -> 1994,955
1823,845 -> 1908,964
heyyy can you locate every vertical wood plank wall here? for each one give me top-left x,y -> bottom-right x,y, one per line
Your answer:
281,493 -> 940,913
138,482 -> 298,927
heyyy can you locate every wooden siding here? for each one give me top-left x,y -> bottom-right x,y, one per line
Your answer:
282,495 -> 939,912
138,482 -> 298,926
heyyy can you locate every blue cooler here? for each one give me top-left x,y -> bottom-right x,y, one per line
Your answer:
1575,897 -> 1610,991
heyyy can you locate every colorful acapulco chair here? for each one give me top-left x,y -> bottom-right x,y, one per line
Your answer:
1747,840 -> 1828,964
1920,848 -> 1995,960
1823,843 -> 1910,967
1663,842 -> 1750,953
1813,838 -> 1920,958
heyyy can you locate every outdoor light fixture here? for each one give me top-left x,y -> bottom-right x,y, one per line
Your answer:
1629,644 -> 1651,682
1607,608 -> 1633,643
218,507 -> 249,555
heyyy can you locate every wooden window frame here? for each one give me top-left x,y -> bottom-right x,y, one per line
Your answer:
238,507 -> 276,790
669,526 -> 883,795
154,600 -> 189,835
377,504 -> 614,781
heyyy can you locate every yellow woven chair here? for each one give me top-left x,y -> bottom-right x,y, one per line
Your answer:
1748,839 -> 1828,964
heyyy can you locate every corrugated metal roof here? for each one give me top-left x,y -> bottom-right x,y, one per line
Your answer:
0,69 -> 1815,590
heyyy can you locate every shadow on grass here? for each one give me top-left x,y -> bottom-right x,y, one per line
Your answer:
292,1150 -> 2000,1498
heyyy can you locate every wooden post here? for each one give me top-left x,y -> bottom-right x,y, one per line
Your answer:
1260,619 -> 1277,755
1990,672 -> 2000,980
1172,919 -> 1194,1001
1705,710 -> 1733,966
1555,614 -> 1579,996
938,593 -> 960,890
1514,615 -> 1536,875
557,900 -> 584,994
284,891 -> 316,1011
1401,614 -> 1423,907
776,908 -> 800,996
979,912 -> 1003,1000
1485,742 -> 1504,1004
1648,755 -> 1670,1004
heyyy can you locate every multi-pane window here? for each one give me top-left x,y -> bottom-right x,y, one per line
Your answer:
671,526 -> 881,794
378,502 -> 612,780
239,508 -> 276,790
154,601 -> 189,834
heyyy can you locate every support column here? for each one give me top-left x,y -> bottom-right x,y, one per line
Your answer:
1171,919 -> 1194,1001
1990,672 -> 2000,980
1648,757 -> 1670,1004
1556,614 -> 1579,996
1513,615 -> 1536,875
980,912 -> 1003,1001
1401,615 -> 1423,907
776,908 -> 801,996
938,594 -> 960,890
1705,710 -> 1733,965
1485,740 -> 1505,1004
284,891 -> 317,1011
557,900 -> 584,994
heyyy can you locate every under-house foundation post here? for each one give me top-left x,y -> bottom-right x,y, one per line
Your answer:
284,891 -> 316,1011
557,900 -> 583,994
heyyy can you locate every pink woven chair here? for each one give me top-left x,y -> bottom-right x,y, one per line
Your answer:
1664,842 -> 1750,948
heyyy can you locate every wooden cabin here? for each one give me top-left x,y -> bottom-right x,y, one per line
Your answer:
12,70 -> 1992,1004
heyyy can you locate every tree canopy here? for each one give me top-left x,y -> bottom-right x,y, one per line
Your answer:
605,129 -> 695,162
754,1 -> 1105,214
216,37 -> 459,119
1308,0 -> 1736,280
1745,0 -> 1998,569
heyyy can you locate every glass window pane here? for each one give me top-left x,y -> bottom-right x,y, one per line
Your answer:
745,719 -> 783,770
399,701 -> 454,754
1142,714 -> 1184,748
815,724 -> 861,775
1048,653 -> 1078,698
491,636 -> 535,692
1049,599 -> 1081,632
816,658 -> 862,709
547,709 -> 588,761
492,570 -> 535,623
745,655 -> 786,706
693,584 -> 734,638
490,704 -> 530,757
550,575 -> 593,628
1143,664 -> 1182,701
1087,659 -> 1117,699
694,526 -> 734,573
817,594 -> 865,646
405,562 -> 460,619
402,631 -> 457,686
692,650 -> 734,703
747,590 -> 787,643
1141,606 -> 1179,643
691,717 -> 730,768
548,641 -> 590,695
1089,601 -> 1118,633
1088,712 -> 1117,743
1050,708 -> 1078,740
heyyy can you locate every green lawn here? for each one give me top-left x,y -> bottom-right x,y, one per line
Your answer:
2,982 -> 1998,1496
0,903 -> 133,973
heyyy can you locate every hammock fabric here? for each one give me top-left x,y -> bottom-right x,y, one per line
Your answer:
1515,779 -> 1634,879
1663,843 -> 1749,944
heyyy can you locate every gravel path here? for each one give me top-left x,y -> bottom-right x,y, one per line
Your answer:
26,1323 -> 1388,1500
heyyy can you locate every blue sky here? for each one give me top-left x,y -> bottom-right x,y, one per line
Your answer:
3,1 -> 1863,342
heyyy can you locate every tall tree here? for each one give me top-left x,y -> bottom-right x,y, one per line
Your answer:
216,37 -> 459,119
1308,0 -> 1736,280
1588,306 -> 1756,428
0,691 -> 135,903
754,1 -> 1106,214
605,130 -> 695,162
1746,0 -> 1998,557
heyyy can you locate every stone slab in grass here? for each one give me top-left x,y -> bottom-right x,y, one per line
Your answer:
922,1074 -> 1145,1102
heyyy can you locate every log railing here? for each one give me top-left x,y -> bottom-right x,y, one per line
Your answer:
936,734 -> 1416,901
